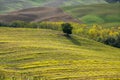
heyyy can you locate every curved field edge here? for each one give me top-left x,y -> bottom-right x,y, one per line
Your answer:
0,27 -> 120,80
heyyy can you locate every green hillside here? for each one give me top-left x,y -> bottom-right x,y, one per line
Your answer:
63,3 -> 120,26
0,0 -> 106,14
0,27 -> 120,80
60,0 -> 106,6
0,0 -> 51,14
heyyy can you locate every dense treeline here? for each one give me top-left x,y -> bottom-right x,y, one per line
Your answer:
0,21 -> 120,48
88,25 -> 120,47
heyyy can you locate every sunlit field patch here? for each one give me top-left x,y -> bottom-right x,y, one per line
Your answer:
0,27 -> 120,80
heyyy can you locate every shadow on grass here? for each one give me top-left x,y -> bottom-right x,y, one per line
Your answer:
64,35 -> 81,46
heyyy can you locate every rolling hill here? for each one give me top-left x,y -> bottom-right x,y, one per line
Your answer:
0,7 -> 79,23
44,0 -> 106,7
63,3 -> 120,26
0,1 -> 119,26
0,0 -> 106,14
0,27 -> 120,79
0,0 -> 51,14
0,0 -> 120,80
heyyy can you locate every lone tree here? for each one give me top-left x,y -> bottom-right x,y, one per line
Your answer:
62,23 -> 73,36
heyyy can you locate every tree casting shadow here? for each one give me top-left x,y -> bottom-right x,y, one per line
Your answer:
64,35 -> 81,46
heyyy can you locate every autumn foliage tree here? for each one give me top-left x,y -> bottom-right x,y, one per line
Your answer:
88,24 -> 120,48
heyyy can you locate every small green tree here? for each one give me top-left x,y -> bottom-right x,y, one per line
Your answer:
62,23 -> 73,36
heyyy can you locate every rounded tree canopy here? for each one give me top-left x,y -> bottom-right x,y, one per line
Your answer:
62,23 -> 73,36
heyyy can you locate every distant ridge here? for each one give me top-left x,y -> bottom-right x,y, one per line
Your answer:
0,7 -> 80,23
0,0 -> 106,14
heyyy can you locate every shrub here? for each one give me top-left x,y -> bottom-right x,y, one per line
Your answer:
104,35 -> 120,48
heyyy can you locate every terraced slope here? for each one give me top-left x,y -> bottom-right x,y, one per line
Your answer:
0,27 -> 120,80
0,7 -> 79,23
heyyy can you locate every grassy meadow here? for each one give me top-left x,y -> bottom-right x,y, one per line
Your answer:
0,27 -> 120,80
0,0 -> 120,80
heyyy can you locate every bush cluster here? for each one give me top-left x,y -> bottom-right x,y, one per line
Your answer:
88,25 -> 120,47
